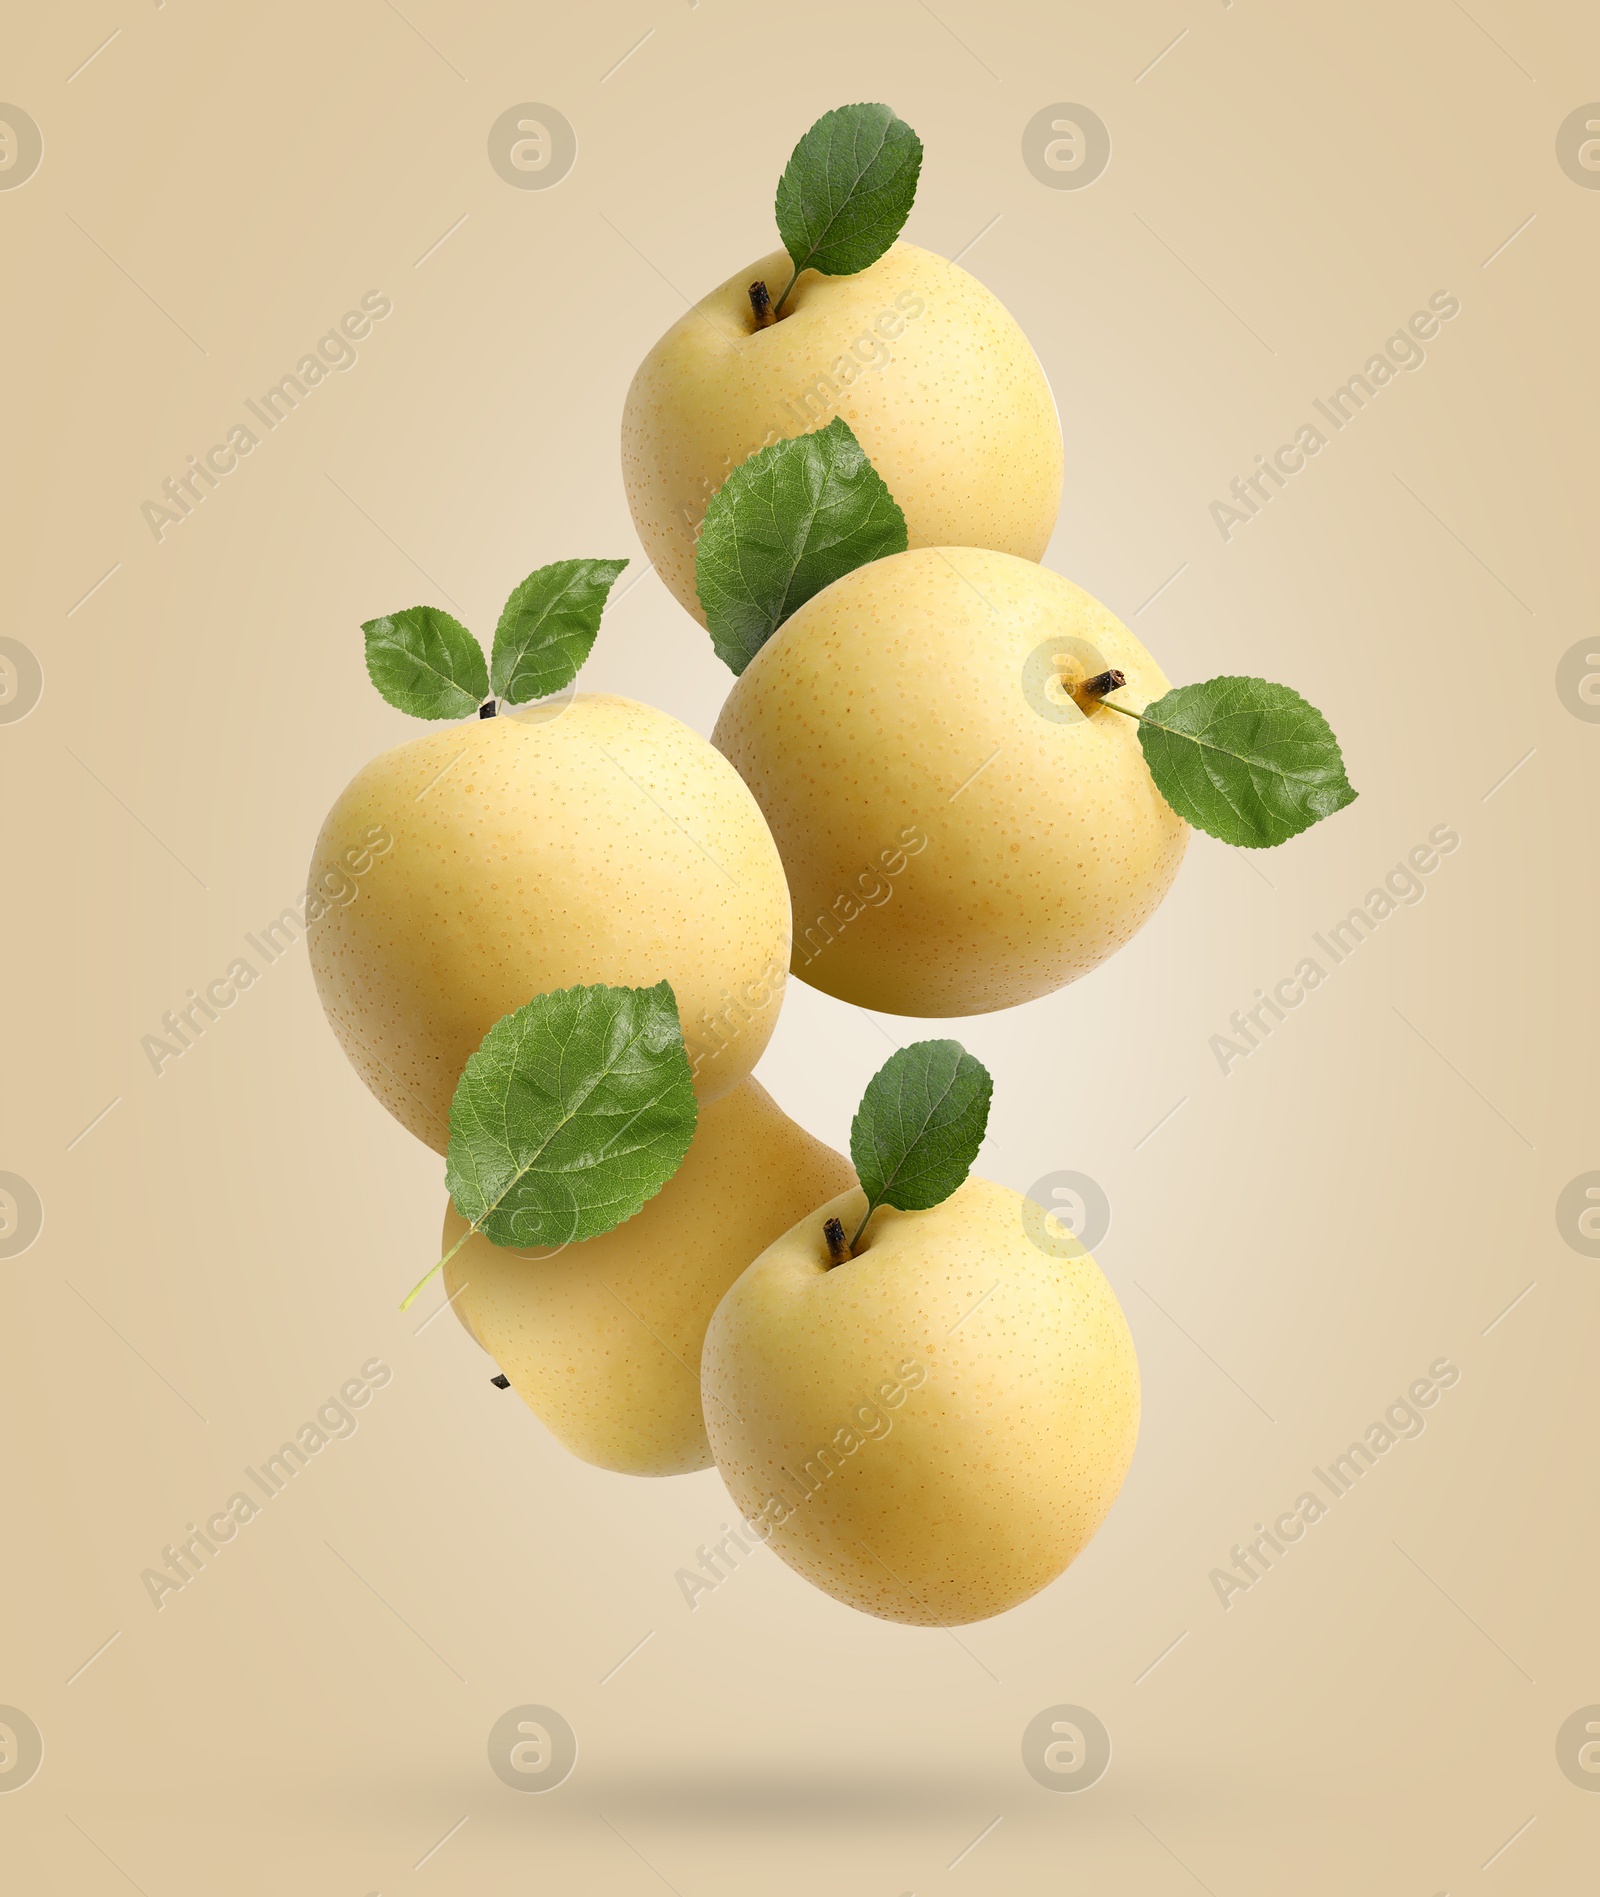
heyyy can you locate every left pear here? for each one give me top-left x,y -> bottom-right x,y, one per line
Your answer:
442,1079 -> 856,1476
307,695 -> 791,1151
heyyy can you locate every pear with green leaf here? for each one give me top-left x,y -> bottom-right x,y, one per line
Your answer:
401,979 -> 851,1475
702,1041 -> 1139,1626
695,428 -> 1357,1017
441,1076 -> 854,1476
622,103 -> 1063,626
308,562 -> 790,1151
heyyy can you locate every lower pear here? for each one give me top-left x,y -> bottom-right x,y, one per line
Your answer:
442,1079 -> 855,1477
701,1177 -> 1139,1624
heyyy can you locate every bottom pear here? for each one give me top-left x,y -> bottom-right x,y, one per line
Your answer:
701,1178 -> 1140,1624
442,1079 -> 855,1477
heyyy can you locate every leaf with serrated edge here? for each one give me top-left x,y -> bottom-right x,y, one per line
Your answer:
445,982 -> 697,1252
696,417 -> 907,675
774,103 -> 923,296
364,606 -> 487,719
490,558 -> 628,705
1134,676 -> 1357,849
849,1040 -> 992,1248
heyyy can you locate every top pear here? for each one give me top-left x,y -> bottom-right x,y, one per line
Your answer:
622,105 -> 1064,624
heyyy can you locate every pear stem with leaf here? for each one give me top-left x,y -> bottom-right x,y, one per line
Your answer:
742,103 -> 924,334
829,1040 -> 993,1265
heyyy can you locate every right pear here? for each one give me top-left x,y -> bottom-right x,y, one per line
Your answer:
711,548 -> 1189,1017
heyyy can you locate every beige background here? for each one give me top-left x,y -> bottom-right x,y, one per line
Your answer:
3,2 -> 1598,1891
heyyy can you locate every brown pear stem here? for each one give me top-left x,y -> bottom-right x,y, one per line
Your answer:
823,1216 -> 850,1267
748,280 -> 776,329
1081,669 -> 1126,700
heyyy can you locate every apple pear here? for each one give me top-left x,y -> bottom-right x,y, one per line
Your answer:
308,695 -> 790,1151
622,243 -> 1063,626
711,548 -> 1189,1017
442,1079 -> 855,1476
701,1176 -> 1139,1624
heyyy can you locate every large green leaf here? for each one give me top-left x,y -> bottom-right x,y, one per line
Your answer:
696,417 -> 907,675
445,982 -> 697,1251
848,1040 -> 992,1250
363,606 -> 487,719
489,558 -> 628,705
773,104 -> 923,304
1129,676 -> 1357,848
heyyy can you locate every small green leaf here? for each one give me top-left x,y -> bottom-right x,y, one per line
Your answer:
1129,676 -> 1358,848
773,103 -> 923,307
696,417 -> 908,674
490,558 -> 629,705
446,982 -> 697,1252
364,607 -> 488,719
849,1040 -> 992,1250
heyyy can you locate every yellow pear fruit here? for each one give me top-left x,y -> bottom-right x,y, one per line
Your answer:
308,695 -> 790,1152
711,548 -> 1189,1016
621,243 -> 1063,625
702,1178 -> 1139,1625
442,1079 -> 855,1477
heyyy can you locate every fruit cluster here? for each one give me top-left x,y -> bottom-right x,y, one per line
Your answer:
308,105 -> 1353,1627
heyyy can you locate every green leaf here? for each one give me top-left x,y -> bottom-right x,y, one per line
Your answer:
364,607 -> 488,719
1125,676 -> 1358,849
696,417 -> 908,674
445,982 -> 697,1252
849,1040 -> 992,1250
773,103 -> 923,307
490,558 -> 629,705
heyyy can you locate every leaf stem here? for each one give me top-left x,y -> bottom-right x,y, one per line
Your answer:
771,263 -> 802,319
848,1201 -> 877,1254
399,1221 -> 477,1313
1097,697 -> 1143,722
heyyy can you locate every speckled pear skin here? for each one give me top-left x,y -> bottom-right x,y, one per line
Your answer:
702,1177 -> 1140,1624
712,549 -> 1189,1017
307,694 -> 791,1152
621,242 -> 1064,626
441,1080 -> 856,1477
